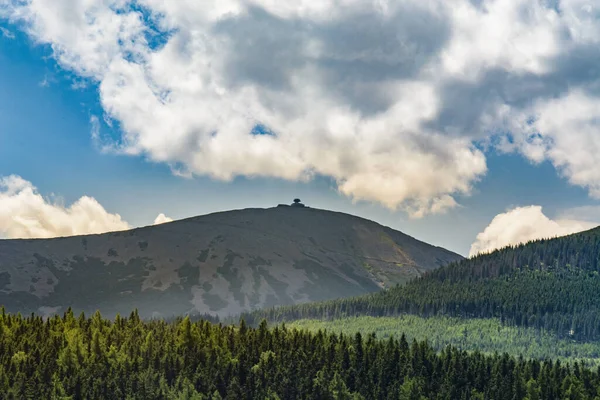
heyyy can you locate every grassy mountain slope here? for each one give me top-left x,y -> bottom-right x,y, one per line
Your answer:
0,206 -> 461,318
288,315 -> 600,367
247,226 -> 600,341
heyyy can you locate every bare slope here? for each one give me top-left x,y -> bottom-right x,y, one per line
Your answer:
0,206 -> 461,317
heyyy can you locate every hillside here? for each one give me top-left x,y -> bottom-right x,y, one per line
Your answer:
287,315 -> 600,367
247,226 -> 600,341
0,205 -> 461,318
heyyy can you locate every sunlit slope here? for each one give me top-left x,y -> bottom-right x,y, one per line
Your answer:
248,226 -> 600,340
0,206 -> 461,318
288,315 -> 600,367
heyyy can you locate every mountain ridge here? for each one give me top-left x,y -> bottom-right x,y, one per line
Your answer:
0,206 -> 462,318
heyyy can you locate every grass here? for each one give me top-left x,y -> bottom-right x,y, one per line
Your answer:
287,315 -> 600,368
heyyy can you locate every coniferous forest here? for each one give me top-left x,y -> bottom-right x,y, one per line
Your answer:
3,309 -> 600,400
1,231 -> 600,398
1,229 -> 600,398
7,0 -> 600,397
245,228 -> 600,341
287,315 -> 600,368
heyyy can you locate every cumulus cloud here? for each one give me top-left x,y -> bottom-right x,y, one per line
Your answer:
3,0 -> 600,215
0,175 -> 131,239
505,91 -> 600,198
469,206 -> 598,257
153,213 -> 173,225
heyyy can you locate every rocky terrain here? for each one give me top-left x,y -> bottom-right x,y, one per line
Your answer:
0,206 -> 462,318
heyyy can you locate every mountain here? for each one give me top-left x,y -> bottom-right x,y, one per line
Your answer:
248,226 -> 600,341
0,205 -> 461,318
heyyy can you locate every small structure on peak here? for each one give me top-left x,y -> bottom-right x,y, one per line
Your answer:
291,198 -> 305,207
277,198 -> 308,208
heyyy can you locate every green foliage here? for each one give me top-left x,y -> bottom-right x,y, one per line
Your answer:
2,311 -> 600,399
287,316 -> 600,367
244,227 -> 600,341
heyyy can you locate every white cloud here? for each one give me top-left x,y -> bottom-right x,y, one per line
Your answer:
441,0 -> 561,79
3,0 -> 600,215
0,26 -> 15,39
469,205 -> 598,257
0,175 -> 131,239
153,213 -> 173,225
506,91 -> 600,198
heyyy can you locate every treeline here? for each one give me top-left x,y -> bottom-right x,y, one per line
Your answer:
244,228 -> 600,341
288,316 -> 600,367
2,309 -> 600,400
431,226 -> 600,282
245,269 -> 600,340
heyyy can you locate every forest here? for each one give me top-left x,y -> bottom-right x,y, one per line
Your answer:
288,315 -> 600,368
244,228 -> 600,341
3,215 -> 600,399
3,308 -> 600,400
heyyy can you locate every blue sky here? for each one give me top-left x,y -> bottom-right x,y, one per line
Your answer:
1,1 -> 600,256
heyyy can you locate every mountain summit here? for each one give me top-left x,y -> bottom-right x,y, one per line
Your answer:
0,206 -> 461,318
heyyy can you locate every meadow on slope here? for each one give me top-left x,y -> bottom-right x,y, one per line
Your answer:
288,315 -> 600,368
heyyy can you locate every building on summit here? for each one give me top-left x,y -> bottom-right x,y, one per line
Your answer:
278,198 -> 308,208
291,198 -> 305,207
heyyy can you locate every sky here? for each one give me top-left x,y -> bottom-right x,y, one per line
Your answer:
1,0 -> 600,257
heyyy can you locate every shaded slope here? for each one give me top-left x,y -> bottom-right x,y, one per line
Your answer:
0,206 -> 461,318
247,226 -> 600,340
